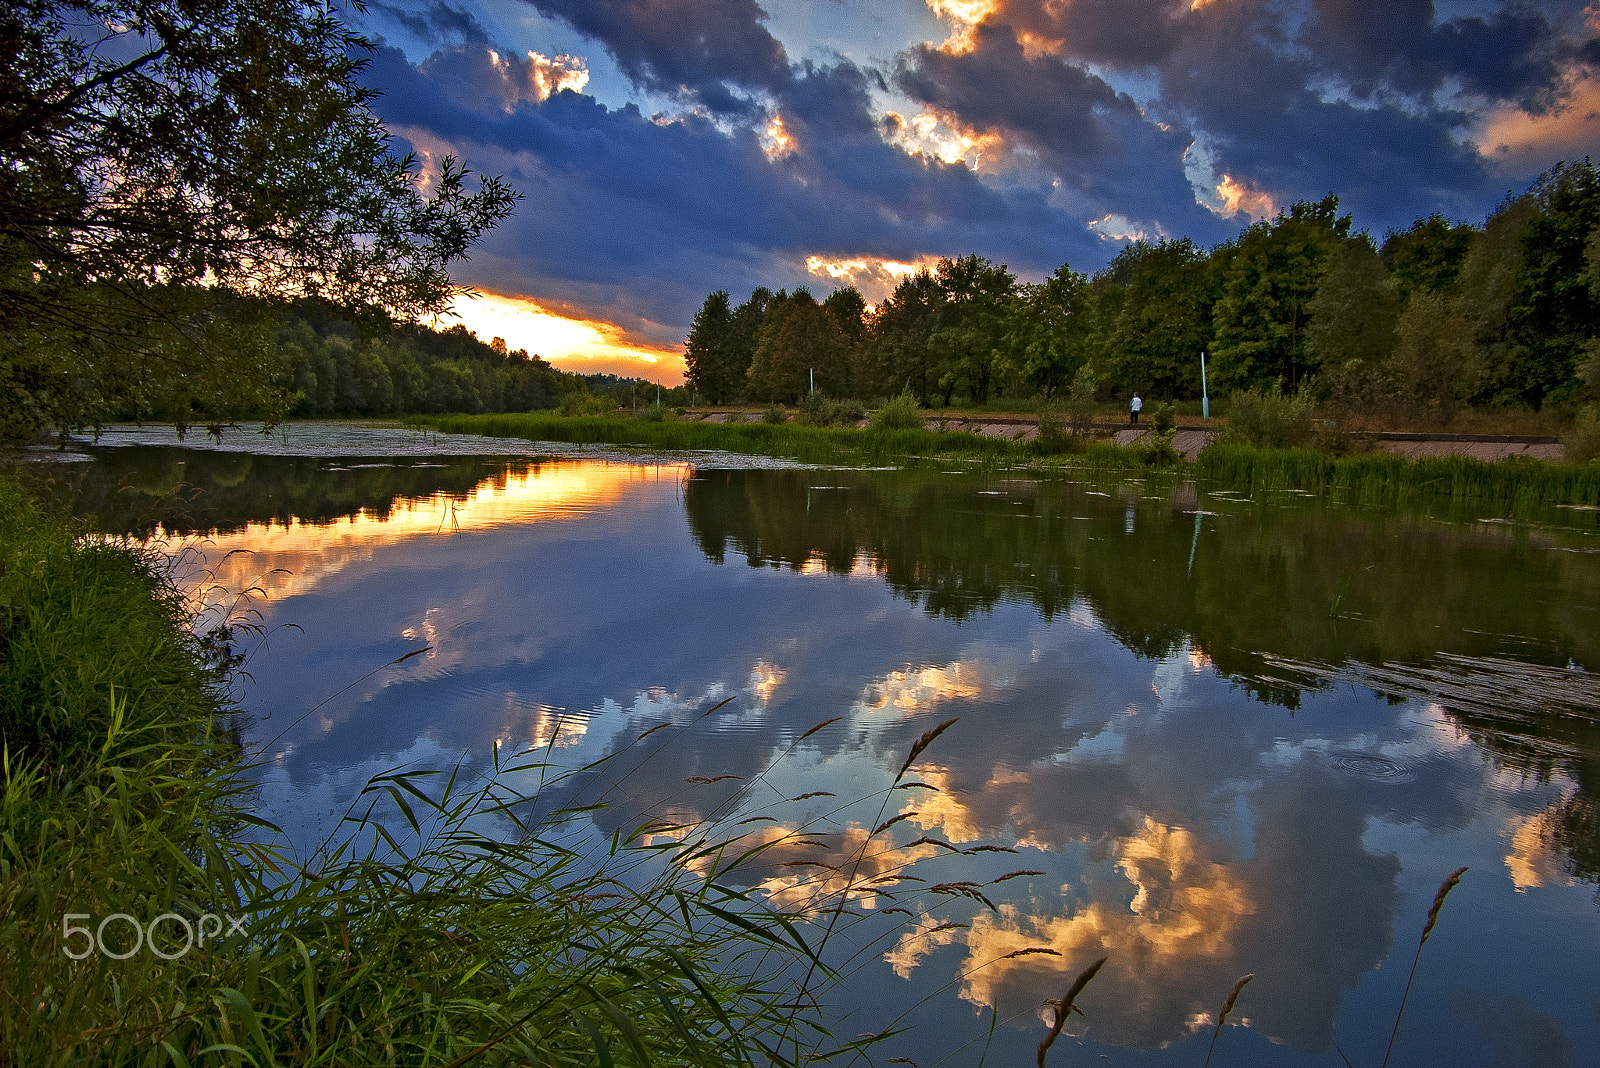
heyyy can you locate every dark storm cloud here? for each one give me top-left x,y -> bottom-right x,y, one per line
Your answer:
370,1 -> 490,46
364,43 -> 1107,331
1303,0 -> 1598,107
520,0 -> 793,112
894,21 -> 1224,235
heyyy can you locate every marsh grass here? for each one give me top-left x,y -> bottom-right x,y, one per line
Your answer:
1195,443 -> 1600,510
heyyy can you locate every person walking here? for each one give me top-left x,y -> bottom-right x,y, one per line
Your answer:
1130,393 -> 1142,425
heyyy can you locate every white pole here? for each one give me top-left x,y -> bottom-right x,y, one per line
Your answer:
1200,351 -> 1210,421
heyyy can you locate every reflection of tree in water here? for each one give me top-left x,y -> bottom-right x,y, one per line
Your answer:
683,469 -> 1600,886
26,447 -> 528,536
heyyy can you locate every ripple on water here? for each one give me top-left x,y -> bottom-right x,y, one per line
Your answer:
1330,752 -> 1414,783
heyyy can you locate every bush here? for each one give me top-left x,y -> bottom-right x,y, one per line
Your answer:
1146,399 -> 1177,436
1566,405 -> 1600,463
634,403 -> 671,422
796,395 -> 865,427
559,389 -> 614,416
762,403 -> 787,424
1220,388 -> 1316,448
1067,365 -> 1099,435
869,390 -> 924,431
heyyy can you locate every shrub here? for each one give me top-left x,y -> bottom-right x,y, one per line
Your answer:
1146,399 -> 1177,436
1220,388 -> 1316,448
762,403 -> 787,424
559,389 -> 614,416
869,390 -> 924,431
1566,405 -> 1600,463
1067,365 -> 1099,435
634,403 -> 670,422
796,395 -> 865,427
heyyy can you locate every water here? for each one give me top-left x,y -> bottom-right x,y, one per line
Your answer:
27,429 -> 1600,1066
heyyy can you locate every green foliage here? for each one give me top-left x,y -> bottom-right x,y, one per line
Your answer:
1146,400 -> 1177,436
928,255 -> 1017,406
796,395 -> 866,427
1210,196 -> 1353,394
688,164 -> 1598,424
1306,238 -> 1399,383
1005,264 -> 1092,398
1,0 -> 515,443
560,390 -> 615,416
860,271 -> 944,402
763,403 -> 788,424
1067,364 -> 1100,434
1105,238 -> 1217,399
0,483 -> 228,766
1566,405 -> 1600,464
1381,215 -> 1476,302
746,289 -> 849,402
868,391 -> 925,431
684,289 -> 743,404
1220,388 -> 1316,448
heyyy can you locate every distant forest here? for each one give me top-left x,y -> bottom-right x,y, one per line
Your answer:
685,160 -> 1600,420
113,298 -> 689,423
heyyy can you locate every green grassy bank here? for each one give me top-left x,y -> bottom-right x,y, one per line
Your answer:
0,476 -> 845,1066
404,411 -> 1156,470
407,412 -> 1600,509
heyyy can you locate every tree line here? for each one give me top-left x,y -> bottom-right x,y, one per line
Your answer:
238,299 -> 683,420
685,160 -> 1600,420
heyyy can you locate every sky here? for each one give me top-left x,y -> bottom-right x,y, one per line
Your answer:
352,0 -> 1600,382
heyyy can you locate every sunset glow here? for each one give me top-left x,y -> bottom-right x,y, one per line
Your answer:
447,290 -> 685,383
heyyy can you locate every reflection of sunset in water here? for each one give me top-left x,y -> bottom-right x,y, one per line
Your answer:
157,462 -> 687,613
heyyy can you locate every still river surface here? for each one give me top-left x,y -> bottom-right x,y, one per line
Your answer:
36,424 -> 1600,1066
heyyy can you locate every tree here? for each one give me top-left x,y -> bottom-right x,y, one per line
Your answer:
745,289 -> 845,402
928,254 -> 1015,405
684,290 -> 739,404
1501,159 -> 1600,407
1005,264 -> 1091,398
1306,237 -> 1399,390
1,0 -> 516,441
1104,238 -> 1217,400
1210,195 -> 1351,394
1380,215 -> 1476,304
860,270 -> 942,401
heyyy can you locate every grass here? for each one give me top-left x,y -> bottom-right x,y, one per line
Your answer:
1195,443 -> 1600,510
403,411 -> 1159,474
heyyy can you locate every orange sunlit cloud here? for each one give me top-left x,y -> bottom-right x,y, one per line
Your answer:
446,290 -> 686,384
1476,74 -> 1600,169
804,254 -> 943,302
925,0 -> 1000,52
1214,174 -> 1277,220
882,109 -> 1009,171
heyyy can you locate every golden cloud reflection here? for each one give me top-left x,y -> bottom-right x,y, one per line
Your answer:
855,659 -> 992,717
686,824 -> 941,914
1504,805 -> 1577,890
924,818 -> 1254,1027
166,462 -> 686,615
762,112 -> 797,160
